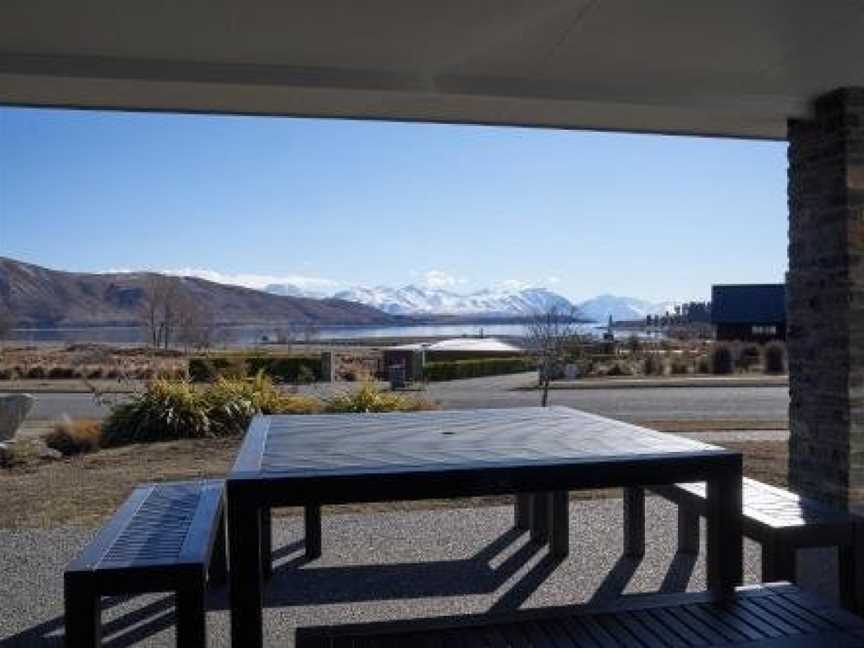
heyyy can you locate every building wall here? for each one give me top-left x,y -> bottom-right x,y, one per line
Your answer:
715,322 -> 786,342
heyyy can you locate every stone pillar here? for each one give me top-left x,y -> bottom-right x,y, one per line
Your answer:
787,88 -> 864,509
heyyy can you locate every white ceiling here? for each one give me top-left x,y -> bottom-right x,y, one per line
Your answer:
2,1 -> 864,139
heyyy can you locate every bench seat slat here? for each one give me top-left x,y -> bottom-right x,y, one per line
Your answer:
296,584 -> 864,648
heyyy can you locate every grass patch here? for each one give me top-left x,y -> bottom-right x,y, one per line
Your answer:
43,419 -> 103,456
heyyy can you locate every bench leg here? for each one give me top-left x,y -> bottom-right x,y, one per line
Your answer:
260,508 -> 273,579
530,493 -> 549,544
514,494 -> 532,531
839,522 -> 864,614
176,576 -> 207,648
761,539 -> 796,583
623,487 -> 645,557
64,574 -> 100,648
678,508 -> 700,555
305,505 -> 322,560
549,491 -> 569,558
208,507 -> 228,586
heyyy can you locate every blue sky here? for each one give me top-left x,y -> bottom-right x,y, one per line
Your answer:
0,106 -> 787,303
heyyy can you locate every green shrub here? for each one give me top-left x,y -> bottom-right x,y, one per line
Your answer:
711,344 -> 735,375
245,355 -> 322,383
764,342 -> 787,374
44,419 -> 102,455
0,367 -> 13,380
47,366 -> 79,379
737,344 -> 762,372
189,354 -> 321,383
188,356 -> 246,382
324,382 -> 437,413
26,366 -> 46,379
423,357 -> 534,382
696,355 -> 711,373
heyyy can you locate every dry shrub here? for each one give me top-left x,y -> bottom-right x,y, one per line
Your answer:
44,419 -> 103,456
324,382 -> 438,413
668,353 -> 690,375
642,353 -> 665,376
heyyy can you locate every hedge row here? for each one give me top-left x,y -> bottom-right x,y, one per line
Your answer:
188,354 -> 321,383
423,357 -> 535,382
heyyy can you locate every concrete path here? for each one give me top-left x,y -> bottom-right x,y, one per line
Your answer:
0,498 -> 836,647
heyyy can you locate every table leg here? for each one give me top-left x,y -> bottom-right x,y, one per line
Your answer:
260,508 -> 272,579
706,458 -> 743,595
228,489 -> 263,648
549,491 -> 569,558
530,493 -> 549,544
514,494 -> 532,531
305,505 -> 322,560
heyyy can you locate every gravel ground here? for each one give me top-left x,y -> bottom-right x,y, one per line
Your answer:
0,497 -> 837,647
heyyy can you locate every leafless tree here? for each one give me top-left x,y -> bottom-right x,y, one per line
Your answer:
525,306 -> 584,407
0,303 -> 14,344
139,274 -> 180,350
302,322 -> 320,344
176,294 -> 216,352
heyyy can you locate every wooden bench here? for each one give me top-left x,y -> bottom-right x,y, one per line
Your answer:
296,582 -> 864,647
64,480 -> 227,647
623,479 -> 864,612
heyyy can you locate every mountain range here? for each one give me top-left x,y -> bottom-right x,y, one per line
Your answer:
328,285 -> 574,317
0,256 -> 676,327
0,257 -> 396,327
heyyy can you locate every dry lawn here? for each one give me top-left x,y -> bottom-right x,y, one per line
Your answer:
0,433 -> 788,529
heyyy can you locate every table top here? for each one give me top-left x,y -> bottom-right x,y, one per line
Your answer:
229,406 -> 735,483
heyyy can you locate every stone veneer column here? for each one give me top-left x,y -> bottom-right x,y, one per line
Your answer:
787,88 -> 864,509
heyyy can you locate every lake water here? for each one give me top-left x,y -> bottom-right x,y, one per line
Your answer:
9,322 -> 620,346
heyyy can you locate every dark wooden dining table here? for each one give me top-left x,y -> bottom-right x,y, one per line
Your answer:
226,406 -> 743,647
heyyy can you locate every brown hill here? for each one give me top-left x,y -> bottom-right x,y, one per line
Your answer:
0,257 -> 397,327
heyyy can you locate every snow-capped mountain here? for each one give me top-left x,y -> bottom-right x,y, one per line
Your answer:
576,294 -> 676,322
332,285 -> 575,317
264,283 -> 326,299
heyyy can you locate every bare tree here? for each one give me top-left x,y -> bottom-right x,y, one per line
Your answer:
0,303 -> 14,344
176,294 -> 216,352
139,274 -> 180,350
525,306 -> 583,407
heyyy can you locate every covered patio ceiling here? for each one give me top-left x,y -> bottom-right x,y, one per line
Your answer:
2,1 -> 864,140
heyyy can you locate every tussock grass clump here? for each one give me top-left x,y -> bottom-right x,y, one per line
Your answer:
102,376 -> 437,447
44,419 -> 103,455
102,379 -> 211,446
324,382 -> 438,413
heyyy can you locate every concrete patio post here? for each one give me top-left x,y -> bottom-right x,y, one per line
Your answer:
787,88 -> 864,510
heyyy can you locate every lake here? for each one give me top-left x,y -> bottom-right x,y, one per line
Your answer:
8,322 -> 625,346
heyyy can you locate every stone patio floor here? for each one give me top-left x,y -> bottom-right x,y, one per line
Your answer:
0,496 -> 838,647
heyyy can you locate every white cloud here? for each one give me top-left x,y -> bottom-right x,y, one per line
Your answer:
419,270 -> 467,290
546,276 -> 562,285
496,279 -> 532,292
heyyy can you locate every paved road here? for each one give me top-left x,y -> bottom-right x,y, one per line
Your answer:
425,373 -> 789,422
14,373 -> 789,424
